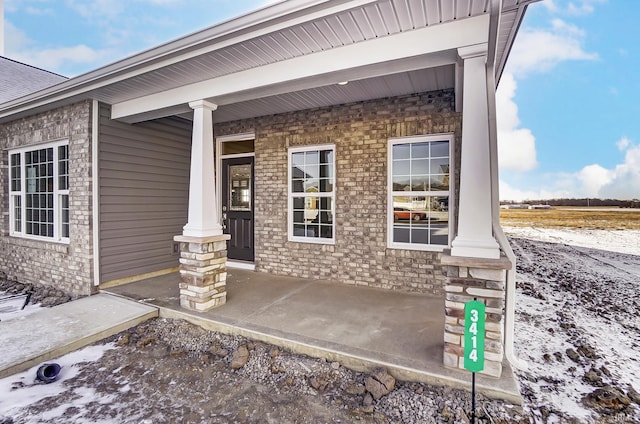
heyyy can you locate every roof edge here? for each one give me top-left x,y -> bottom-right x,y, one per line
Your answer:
495,0 -> 542,84
0,55 -> 68,80
0,0 -> 363,112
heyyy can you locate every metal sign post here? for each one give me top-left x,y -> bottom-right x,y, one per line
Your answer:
464,299 -> 485,423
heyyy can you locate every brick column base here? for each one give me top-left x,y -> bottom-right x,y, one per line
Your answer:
441,254 -> 512,378
174,234 -> 231,312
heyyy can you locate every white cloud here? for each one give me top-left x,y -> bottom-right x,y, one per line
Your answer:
64,0 -> 124,20
541,0 -> 606,16
5,21 -> 112,75
501,139 -> 640,201
507,19 -> 598,76
140,0 -> 182,4
498,10 -> 598,178
4,21 -> 32,51
499,180 -> 571,202
566,0 -> 607,16
542,0 -> 559,13
12,45 -> 104,71
497,73 -> 538,172
597,144 -> 640,199
577,164 -> 613,196
551,18 -> 586,36
4,0 -> 20,13
616,136 -> 630,151
24,6 -> 53,15
567,2 -> 594,15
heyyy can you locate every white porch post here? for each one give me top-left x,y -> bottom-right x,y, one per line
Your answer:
450,44 -> 500,259
183,100 -> 222,237
176,99 -> 229,312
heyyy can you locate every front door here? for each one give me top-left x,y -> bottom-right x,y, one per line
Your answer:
221,157 -> 254,262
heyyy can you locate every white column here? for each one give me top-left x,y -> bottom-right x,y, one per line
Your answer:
450,44 -> 500,259
182,100 -> 223,237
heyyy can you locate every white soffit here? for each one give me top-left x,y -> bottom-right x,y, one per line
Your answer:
0,0 -> 539,123
107,0 -> 492,107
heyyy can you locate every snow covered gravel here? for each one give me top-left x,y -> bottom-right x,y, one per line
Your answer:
507,227 -> 640,423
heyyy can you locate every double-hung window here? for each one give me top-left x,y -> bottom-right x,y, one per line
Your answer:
388,134 -> 452,251
288,145 -> 335,244
9,140 -> 70,243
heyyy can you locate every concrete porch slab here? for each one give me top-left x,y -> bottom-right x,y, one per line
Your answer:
0,294 -> 158,379
104,269 -> 522,404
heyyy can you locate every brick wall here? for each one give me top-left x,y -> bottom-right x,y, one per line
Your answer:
217,90 -> 461,294
0,101 -> 94,296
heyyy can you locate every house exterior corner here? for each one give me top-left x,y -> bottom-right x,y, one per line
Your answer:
0,101 -> 95,296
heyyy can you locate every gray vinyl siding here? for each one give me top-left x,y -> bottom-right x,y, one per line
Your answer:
98,103 -> 191,283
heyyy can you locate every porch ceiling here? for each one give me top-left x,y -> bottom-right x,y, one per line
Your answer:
209,65 -> 454,123
0,0 -> 540,124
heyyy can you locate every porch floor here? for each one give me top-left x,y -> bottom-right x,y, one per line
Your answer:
103,268 -> 521,403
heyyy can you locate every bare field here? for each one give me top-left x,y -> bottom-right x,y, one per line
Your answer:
500,207 -> 640,230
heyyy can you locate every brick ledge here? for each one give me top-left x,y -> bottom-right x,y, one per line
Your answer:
441,251 -> 512,270
174,234 -> 231,243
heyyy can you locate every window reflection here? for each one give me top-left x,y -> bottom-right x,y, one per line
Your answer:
290,147 -> 334,240
390,139 -> 450,246
292,196 -> 333,239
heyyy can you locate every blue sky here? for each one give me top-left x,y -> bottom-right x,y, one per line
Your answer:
496,0 -> 639,201
3,0 -> 639,200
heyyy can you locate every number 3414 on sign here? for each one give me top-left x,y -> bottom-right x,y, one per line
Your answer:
463,300 -> 485,373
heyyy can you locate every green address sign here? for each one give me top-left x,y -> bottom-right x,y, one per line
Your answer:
464,300 -> 485,373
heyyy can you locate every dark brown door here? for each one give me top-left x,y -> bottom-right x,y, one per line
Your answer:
221,157 -> 254,262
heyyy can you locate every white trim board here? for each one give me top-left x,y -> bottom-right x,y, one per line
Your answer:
92,100 -> 101,285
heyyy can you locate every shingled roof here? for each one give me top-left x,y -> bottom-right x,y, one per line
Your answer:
0,56 -> 67,104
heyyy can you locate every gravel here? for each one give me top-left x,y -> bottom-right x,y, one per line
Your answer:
0,317 -> 528,423
0,271 -> 72,308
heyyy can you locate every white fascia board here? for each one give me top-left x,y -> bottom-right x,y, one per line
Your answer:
0,0 -> 378,121
112,14 -> 489,120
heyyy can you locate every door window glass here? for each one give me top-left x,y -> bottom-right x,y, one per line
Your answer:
229,164 -> 252,211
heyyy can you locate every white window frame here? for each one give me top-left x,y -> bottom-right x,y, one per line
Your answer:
288,144 -> 336,245
8,139 -> 70,244
387,134 -> 454,252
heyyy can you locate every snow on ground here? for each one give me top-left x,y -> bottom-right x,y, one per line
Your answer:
0,292 -> 42,322
504,226 -> 640,256
507,227 -> 640,423
0,343 -> 115,424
